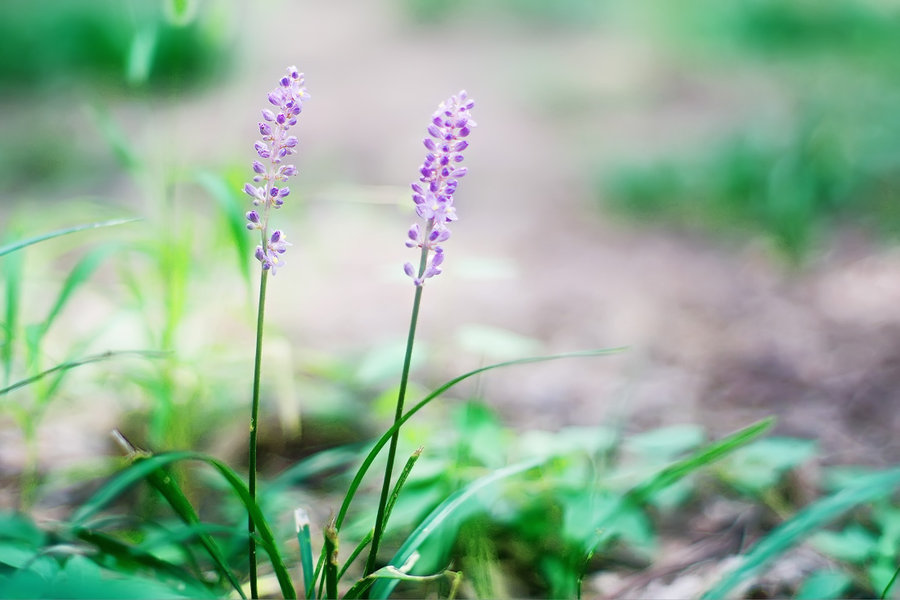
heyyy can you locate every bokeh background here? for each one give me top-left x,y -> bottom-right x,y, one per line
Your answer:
3,0 -> 900,511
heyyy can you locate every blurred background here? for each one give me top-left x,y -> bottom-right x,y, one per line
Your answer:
3,0 -> 900,511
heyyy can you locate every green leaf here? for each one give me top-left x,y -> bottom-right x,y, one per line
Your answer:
0,218 -> 139,259
719,436 -> 818,494
702,467 -> 900,599
26,243 -> 123,364
809,525 -> 878,564
794,569 -> 852,600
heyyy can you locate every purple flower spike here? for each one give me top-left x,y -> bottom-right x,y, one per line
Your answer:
404,91 -> 474,286
243,66 -> 309,275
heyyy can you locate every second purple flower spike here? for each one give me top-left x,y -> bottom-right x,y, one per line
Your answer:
404,90 -> 475,286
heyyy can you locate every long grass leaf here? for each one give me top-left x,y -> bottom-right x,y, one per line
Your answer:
577,418 -> 775,597
628,417 -> 775,505
2,241 -> 23,385
0,218 -> 140,258
367,458 -> 544,599
0,350 -> 167,397
73,528 -> 203,588
194,171 -> 252,288
70,450 -> 297,599
702,466 -> 900,600
295,509 -> 315,599
26,243 -> 124,367
334,348 -> 624,532
111,433 -> 246,598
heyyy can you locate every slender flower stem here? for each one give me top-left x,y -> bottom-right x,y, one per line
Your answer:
248,270 -> 269,599
365,243 -> 429,577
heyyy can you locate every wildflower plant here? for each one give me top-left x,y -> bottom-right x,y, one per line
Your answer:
243,65 -> 309,598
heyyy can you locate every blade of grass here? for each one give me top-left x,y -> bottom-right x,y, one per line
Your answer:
702,466 -> 900,600
295,509 -> 315,599
2,240 -> 23,385
576,418 -> 775,597
384,447 -> 424,532
0,350 -> 168,397
324,520 -> 339,599
367,457 -> 544,599
319,348 -> 624,593
73,528 -> 204,589
112,432 -> 246,599
194,171 -> 253,289
25,243 -> 124,368
334,348 -> 625,532
0,218 -> 140,258
70,449 -> 297,599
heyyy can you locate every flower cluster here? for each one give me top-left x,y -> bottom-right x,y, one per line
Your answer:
243,66 -> 309,274
404,90 -> 475,286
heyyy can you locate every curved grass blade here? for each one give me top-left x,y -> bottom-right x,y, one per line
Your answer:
702,466 -> 900,600
0,350 -> 168,397
110,433 -> 245,599
367,458 -> 544,599
628,417 -> 775,505
2,241 -> 23,384
73,528 -> 204,589
70,450 -> 297,599
882,564 -> 900,600
318,348 -> 624,594
26,243 -> 124,366
577,418 -> 775,597
0,218 -> 140,258
194,171 -> 253,289
334,348 -> 624,532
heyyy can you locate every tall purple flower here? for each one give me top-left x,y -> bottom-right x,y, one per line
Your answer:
243,66 -> 309,274
404,90 -> 475,286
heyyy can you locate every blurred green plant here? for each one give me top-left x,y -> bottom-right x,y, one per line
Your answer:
598,0 -> 900,262
0,0 -> 231,94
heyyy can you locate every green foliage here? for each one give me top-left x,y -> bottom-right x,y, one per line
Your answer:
0,0 -> 230,94
598,0 -> 900,262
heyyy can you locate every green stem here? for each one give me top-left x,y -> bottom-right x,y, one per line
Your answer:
248,270 -> 269,599
364,241 -> 428,577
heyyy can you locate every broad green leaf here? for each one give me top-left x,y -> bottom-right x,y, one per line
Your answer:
718,436 -> 817,494
702,467 -> 900,599
794,569 -> 852,600
810,525 -> 878,564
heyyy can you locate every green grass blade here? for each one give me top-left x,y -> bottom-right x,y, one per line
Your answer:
0,218 -> 140,258
334,348 -> 625,532
2,240 -> 23,385
73,528 -> 204,588
628,417 -> 775,505
578,418 -> 775,596
384,447 -> 423,531
368,458 -> 544,599
324,521 -> 339,599
110,434 -> 246,598
70,450 -> 297,599
194,171 -> 253,289
338,529 -> 373,581
295,509 -> 316,599
882,564 -> 900,600
0,350 -> 167,397
26,243 -> 124,366
702,466 -> 900,600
